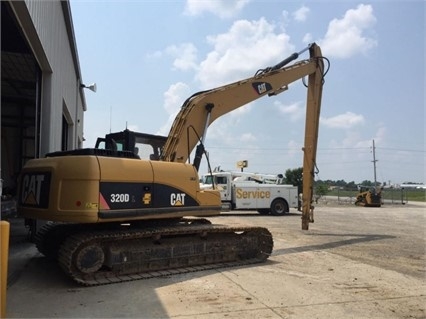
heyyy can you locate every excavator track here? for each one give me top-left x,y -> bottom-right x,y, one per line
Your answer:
40,220 -> 273,286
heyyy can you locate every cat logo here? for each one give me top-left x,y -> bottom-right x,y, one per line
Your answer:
20,172 -> 51,207
170,193 -> 186,206
252,81 -> 272,95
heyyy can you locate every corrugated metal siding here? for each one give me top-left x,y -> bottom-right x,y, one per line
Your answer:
23,0 -> 83,152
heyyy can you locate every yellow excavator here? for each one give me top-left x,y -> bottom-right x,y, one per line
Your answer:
17,43 -> 328,285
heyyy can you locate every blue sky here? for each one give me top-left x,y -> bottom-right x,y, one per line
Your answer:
70,1 -> 425,185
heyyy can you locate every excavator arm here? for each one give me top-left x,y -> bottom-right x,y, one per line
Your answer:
161,43 -> 326,230
301,45 -> 325,230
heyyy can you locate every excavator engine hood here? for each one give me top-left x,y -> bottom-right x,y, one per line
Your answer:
18,149 -> 222,223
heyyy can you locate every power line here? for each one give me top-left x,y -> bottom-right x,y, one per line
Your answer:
207,146 -> 370,151
377,147 -> 425,153
207,145 -> 424,153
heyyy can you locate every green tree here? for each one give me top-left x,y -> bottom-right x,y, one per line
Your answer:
360,180 -> 373,187
346,181 -> 357,190
314,184 -> 329,203
284,167 -> 303,194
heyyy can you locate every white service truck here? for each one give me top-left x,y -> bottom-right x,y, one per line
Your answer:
200,171 -> 299,216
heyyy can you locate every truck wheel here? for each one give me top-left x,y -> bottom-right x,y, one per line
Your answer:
270,198 -> 288,216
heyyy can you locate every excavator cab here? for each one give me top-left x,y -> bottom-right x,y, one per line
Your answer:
95,129 -> 167,160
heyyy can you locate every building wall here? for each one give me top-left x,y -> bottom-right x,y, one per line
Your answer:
9,0 -> 85,154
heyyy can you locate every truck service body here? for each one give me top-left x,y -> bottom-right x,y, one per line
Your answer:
201,171 -> 298,215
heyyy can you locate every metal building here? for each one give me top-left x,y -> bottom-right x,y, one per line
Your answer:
1,0 -> 89,210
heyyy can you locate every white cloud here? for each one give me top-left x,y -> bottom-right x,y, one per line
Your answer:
166,43 -> 198,71
276,100 -> 304,122
163,82 -> 190,115
293,6 -> 310,22
321,111 -> 365,129
205,102 -> 253,145
340,131 -> 370,149
281,10 -> 290,28
146,50 -> 162,59
240,132 -> 257,142
326,124 -> 386,150
197,17 -> 294,88
184,0 -> 251,19
319,4 -> 377,58
159,82 -> 191,135
126,124 -> 140,132
317,124 -> 388,182
373,125 -> 386,145
302,33 -> 313,44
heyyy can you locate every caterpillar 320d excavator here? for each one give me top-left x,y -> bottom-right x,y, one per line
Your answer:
17,43 -> 327,286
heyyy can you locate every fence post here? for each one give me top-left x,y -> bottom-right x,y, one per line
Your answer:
1,221 -> 10,318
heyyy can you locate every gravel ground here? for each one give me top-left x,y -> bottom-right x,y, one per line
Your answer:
4,201 -> 426,318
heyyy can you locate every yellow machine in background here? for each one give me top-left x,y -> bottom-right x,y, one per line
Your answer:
17,43 -> 328,285
355,185 -> 382,207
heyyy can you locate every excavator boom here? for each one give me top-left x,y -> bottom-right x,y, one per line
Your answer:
162,43 -> 325,230
162,44 -> 323,166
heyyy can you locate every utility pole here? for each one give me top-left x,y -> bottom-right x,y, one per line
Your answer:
372,139 -> 378,190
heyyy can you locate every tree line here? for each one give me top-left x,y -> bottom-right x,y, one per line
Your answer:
282,167 -> 380,194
